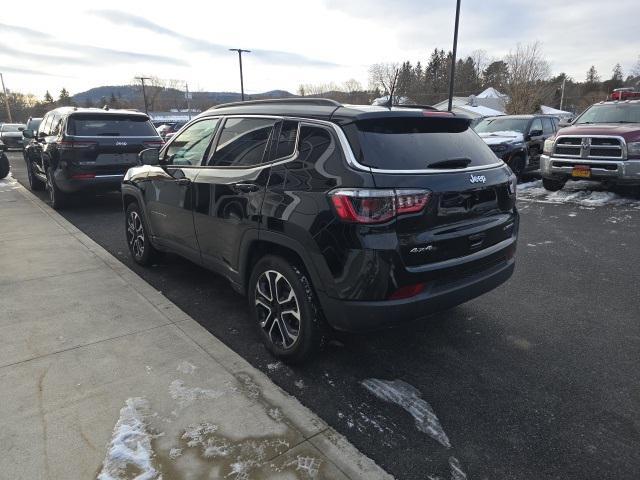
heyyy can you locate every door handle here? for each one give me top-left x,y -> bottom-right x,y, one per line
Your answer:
175,178 -> 191,186
232,183 -> 259,193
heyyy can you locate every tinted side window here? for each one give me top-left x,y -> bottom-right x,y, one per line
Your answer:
298,125 -> 332,164
273,120 -> 298,159
542,117 -> 554,135
209,118 -> 276,167
165,118 -> 219,166
530,118 -> 543,134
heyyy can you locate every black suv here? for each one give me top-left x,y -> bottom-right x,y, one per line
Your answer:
474,114 -> 559,176
23,107 -> 163,208
122,99 -> 519,361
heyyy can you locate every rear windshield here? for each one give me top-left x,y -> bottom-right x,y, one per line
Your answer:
1,124 -> 26,132
67,114 -> 157,136
345,117 -> 499,170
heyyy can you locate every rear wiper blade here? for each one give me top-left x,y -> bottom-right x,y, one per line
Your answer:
428,158 -> 472,169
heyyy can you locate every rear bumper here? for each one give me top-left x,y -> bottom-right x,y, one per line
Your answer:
540,155 -> 640,185
318,244 -> 516,332
54,170 -> 125,193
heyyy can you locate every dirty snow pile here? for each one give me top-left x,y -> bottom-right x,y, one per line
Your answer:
361,378 -> 451,448
97,397 -> 161,480
517,180 -> 640,208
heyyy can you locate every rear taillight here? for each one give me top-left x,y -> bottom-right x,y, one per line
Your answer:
329,188 -> 431,224
143,140 -> 164,148
70,173 -> 96,179
59,141 -> 97,150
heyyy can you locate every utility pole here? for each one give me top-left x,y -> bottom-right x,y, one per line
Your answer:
185,83 -> 192,120
447,0 -> 462,112
559,77 -> 566,111
0,73 -> 13,123
135,76 -> 151,114
229,48 -> 251,101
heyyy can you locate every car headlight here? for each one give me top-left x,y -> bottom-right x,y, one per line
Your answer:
543,136 -> 556,155
628,141 -> 640,157
492,144 -> 508,152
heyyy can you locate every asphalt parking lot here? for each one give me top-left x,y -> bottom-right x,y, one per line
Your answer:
6,151 -> 640,480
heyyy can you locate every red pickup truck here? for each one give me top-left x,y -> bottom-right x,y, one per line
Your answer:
540,100 -> 640,191
609,88 -> 640,101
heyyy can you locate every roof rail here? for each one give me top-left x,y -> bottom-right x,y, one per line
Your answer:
212,97 -> 342,109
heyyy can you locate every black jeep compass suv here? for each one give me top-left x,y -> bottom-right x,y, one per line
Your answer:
122,99 -> 519,361
23,106 -> 163,208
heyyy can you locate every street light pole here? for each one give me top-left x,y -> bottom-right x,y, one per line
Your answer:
229,48 -> 251,101
0,73 -> 13,123
447,0 -> 462,112
559,77 -> 566,111
135,76 -> 151,114
185,82 -> 192,120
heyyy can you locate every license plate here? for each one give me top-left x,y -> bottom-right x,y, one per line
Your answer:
572,165 -> 591,178
96,153 -> 138,165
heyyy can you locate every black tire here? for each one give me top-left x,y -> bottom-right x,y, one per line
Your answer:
542,177 -> 565,192
125,202 -> 158,266
248,255 -> 328,363
26,159 -> 45,191
0,153 -> 9,180
508,155 -> 526,179
46,167 -> 67,209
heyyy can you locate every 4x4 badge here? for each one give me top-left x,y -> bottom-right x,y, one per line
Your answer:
469,174 -> 486,184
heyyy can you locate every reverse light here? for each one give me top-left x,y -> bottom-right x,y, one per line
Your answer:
329,189 -> 431,224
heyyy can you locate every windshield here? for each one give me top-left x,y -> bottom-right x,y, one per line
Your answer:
574,104 -> 640,124
67,114 -> 158,136
474,117 -> 529,134
345,117 -> 499,170
1,124 -> 26,133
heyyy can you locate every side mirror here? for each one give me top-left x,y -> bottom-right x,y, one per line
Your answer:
529,129 -> 543,137
558,120 -> 572,128
38,131 -> 46,139
22,129 -> 34,138
139,148 -> 160,166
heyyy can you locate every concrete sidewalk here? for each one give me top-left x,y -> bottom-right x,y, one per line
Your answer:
0,174 -> 392,480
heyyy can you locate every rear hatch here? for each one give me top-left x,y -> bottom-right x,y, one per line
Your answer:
64,113 -> 163,176
343,114 -> 517,268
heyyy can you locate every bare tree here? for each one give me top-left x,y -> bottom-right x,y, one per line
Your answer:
368,63 -> 401,105
504,42 -> 551,114
470,49 -> 489,82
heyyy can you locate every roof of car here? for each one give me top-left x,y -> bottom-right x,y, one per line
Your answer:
201,98 -> 464,124
47,106 -> 149,118
598,99 -> 640,105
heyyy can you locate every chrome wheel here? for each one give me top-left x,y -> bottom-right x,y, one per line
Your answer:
127,210 -> 145,259
255,270 -> 301,350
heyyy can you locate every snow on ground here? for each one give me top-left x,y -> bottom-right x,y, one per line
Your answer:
361,378 -> 451,448
0,172 -> 18,191
176,360 -> 197,375
97,397 -> 161,480
168,379 -> 224,409
517,180 -> 640,208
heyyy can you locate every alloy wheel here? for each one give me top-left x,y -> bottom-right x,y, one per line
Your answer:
126,210 -> 145,259
255,270 -> 301,350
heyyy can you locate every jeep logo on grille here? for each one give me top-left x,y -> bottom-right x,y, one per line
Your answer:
115,141 -> 128,146
470,174 -> 486,184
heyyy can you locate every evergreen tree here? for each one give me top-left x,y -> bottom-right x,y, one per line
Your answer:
58,88 -> 72,106
483,61 -> 509,91
44,90 -> 54,104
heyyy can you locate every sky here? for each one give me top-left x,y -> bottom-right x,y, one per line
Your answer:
0,0 -> 638,98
